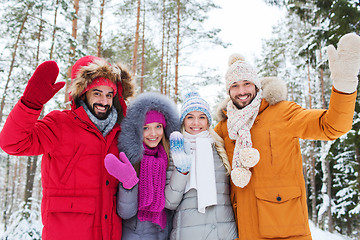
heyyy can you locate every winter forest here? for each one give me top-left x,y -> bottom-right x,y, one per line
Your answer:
0,0 -> 359,239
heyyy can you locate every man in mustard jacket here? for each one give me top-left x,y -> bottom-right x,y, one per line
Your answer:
214,33 -> 360,239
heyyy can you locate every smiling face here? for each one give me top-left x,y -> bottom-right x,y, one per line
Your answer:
143,122 -> 164,148
83,85 -> 114,120
229,80 -> 257,109
183,111 -> 209,135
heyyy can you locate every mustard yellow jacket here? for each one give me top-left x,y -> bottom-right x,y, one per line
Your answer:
214,77 -> 357,240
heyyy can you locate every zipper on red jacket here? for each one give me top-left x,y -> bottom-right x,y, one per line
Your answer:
72,111 -> 108,141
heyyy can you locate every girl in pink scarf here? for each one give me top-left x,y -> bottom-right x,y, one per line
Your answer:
104,92 -> 179,240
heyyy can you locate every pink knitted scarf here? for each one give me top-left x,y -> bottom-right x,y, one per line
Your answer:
138,143 -> 168,229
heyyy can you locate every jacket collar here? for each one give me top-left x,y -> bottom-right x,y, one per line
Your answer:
72,106 -> 120,132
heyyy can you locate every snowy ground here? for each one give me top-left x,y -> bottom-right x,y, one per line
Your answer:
0,220 -> 353,239
309,221 -> 352,240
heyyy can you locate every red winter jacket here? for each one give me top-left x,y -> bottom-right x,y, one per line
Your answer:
0,101 -> 122,240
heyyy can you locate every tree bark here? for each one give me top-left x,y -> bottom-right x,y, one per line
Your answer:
132,0 -> 141,75
65,0 -> 80,108
164,15 -> 171,96
0,3 -> 32,124
319,48 -> 333,232
83,0 -> 94,51
23,156 -> 38,218
140,2 -> 146,93
160,0 -> 166,94
49,0 -> 59,59
97,0 -> 105,57
174,0 -> 181,103
22,5 -> 45,218
2,155 -> 11,233
307,61 -> 317,224
310,142 -> 317,224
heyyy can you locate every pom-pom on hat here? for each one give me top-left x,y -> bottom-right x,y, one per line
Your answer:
180,92 -> 212,124
145,110 -> 167,128
225,53 -> 261,92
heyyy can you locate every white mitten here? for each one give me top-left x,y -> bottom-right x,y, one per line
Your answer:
170,131 -> 191,173
327,33 -> 360,93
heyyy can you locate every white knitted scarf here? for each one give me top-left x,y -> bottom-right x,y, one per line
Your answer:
227,91 -> 262,187
183,130 -> 217,213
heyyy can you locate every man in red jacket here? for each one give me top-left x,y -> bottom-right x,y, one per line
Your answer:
0,56 -> 135,240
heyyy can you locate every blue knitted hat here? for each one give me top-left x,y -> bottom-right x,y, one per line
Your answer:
180,92 -> 212,124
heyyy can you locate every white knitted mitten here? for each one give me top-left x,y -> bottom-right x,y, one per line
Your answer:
170,131 -> 191,173
327,33 -> 360,93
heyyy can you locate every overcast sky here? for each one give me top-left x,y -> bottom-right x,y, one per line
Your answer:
192,0 -> 285,105
205,0 -> 284,70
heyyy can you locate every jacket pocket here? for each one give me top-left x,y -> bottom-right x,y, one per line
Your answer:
255,186 -> 306,238
46,196 -> 96,240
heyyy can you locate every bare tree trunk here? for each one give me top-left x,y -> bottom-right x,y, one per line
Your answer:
307,62 -> 317,224
2,155 -> 11,232
0,3 -> 33,124
8,159 -> 19,223
97,0 -> 105,57
83,0 -> 94,51
132,0 -> 141,75
302,141 -> 309,199
140,2 -> 146,93
354,115 -> 360,240
164,14 -> 171,97
22,5 -> 45,219
174,0 -> 181,103
65,0 -> 80,108
167,57 -> 172,96
35,6 -> 44,65
326,157 -> 333,230
318,48 -> 333,232
309,142 -> 317,224
307,64 -> 312,109
160,0 -> 166,94
319,141 -> 334,231
23,156 -> 38,218
50,0 -> 59,59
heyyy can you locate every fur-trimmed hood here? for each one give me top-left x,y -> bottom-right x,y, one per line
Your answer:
118,92 -> 180,164
216,77 -> 288,122
69,56 -> 135,123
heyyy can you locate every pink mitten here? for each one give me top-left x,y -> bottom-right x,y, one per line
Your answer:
21,61 -> 65,110
104,152 -> 139,189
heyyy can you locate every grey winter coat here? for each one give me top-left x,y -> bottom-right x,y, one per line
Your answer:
165,145 -> 238,240
117,170 -> 174,240
116,92 -> 180,240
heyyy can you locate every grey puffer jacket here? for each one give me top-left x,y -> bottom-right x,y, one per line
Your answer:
117,167 -> 174,240
165,145 -> 238,240
116,92 -> 180,240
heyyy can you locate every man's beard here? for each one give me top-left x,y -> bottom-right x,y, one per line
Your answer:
87,102 -> 112,120
230,93 -> 255,109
